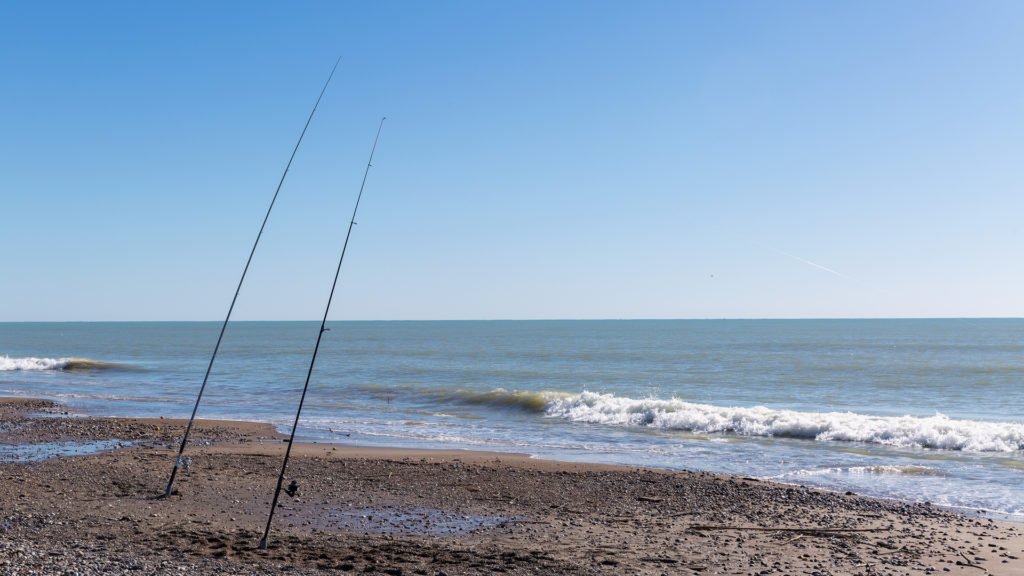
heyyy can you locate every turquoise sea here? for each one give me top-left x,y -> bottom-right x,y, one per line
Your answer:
2,320 -> 1022,520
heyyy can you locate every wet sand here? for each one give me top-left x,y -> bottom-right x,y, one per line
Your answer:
2,397 -> 1022,575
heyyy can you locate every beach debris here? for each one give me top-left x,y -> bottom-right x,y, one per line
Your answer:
182,456 -> 191,474
875,543 -> 906,555
957,550 -> 989,573
285,480 -> 299,498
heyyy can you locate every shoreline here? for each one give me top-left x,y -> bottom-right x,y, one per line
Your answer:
3,396 -> 1023,575
11,392 -> 1022,524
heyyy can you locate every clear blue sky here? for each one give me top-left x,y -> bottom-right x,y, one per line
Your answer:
2,1 -> 1022,321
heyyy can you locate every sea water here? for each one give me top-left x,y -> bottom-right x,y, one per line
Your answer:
1,320 -> 1022,520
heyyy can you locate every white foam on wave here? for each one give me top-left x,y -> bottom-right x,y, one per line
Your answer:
0,356 -> 118,371
545,391 -> 1024,452
773,465 -> 946,478
1,356 -> 73,371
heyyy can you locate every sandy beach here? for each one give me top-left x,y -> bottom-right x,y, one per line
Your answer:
1,397 -> 1021,575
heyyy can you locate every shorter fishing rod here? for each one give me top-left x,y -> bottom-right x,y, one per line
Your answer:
163,57 -> 342,498
259,117 -> 386,550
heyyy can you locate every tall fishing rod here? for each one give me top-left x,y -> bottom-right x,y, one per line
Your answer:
259,116 -> 386,551
164,57 -> 342,498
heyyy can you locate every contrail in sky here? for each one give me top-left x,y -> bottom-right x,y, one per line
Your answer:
762,245 -> 888,297
771,248 -> 846,278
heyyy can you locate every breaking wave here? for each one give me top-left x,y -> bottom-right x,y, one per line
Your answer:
319,385 -> 1024,453
543,391 -> 1024,453
353,384 -> 567,413
0,356 -> 124,372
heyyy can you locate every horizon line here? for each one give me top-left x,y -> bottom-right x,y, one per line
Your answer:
1,316 -> 1022,323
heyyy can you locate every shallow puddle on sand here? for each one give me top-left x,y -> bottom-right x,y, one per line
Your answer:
0,439 -> 130,462
310,505 -> 513,535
